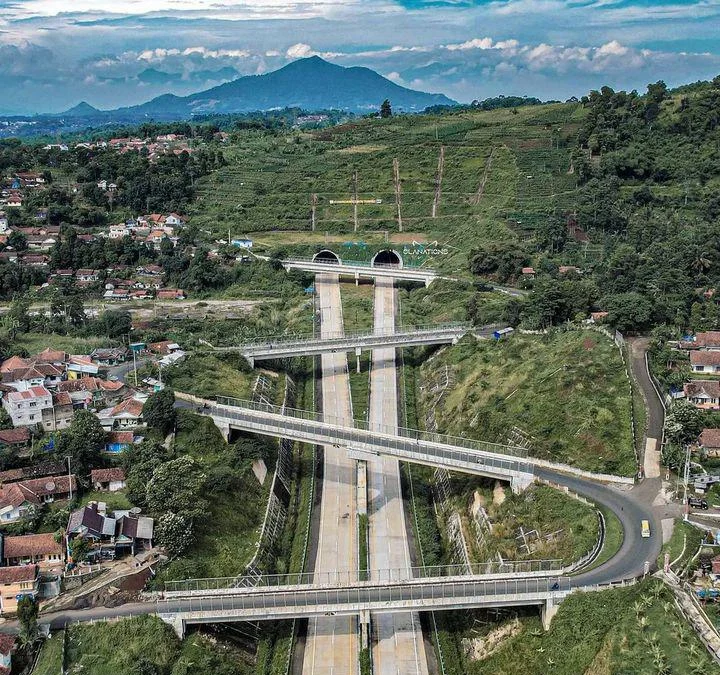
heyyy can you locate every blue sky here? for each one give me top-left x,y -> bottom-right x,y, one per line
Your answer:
0,0 -> 718,113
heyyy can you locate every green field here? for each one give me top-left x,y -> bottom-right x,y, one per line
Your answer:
416,330 -> 636,475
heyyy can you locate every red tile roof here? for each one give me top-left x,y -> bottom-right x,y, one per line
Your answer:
684,380 -> 720,398
0,356 -> 29,374
0,634 -> 14,656
3,533 -> 62,559
108,431 -> 134,444
91,468 -> 126,483
0,428 -> 30,445
690,350 -> 720,366
0,564 -> 37,584
109,398 -> 144,418
700,429 -> 720,449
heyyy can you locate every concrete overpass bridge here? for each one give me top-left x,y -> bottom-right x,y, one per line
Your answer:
156,573 -> 576,638
204,397 -> 535,491
210,323 -> 502,366
281,257 -> 440,286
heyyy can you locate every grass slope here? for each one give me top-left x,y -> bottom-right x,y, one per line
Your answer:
467,580 -> 715,675
418,330 -> 635,475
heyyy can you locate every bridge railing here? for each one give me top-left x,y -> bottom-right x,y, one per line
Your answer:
164,560 -> 563,594
219,322 -> 473,350
213,396 -> 528,461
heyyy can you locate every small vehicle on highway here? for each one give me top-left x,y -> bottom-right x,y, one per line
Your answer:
641,519 -> 651,538
688,497 -> 709,510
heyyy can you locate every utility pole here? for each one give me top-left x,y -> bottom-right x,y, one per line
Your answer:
393,158 -> 402,232
353,171 -> 359,233
683,444 -> 691,521
67,456 -> 73,501
432,146 -> 445,218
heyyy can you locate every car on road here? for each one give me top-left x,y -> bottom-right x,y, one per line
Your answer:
641,519 -> 651,538
688,497 -> 709,510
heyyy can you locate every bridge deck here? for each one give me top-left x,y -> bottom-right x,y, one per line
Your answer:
209,398 -> 534,487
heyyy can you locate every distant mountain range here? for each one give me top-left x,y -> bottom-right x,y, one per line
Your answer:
54,56 -> 455,120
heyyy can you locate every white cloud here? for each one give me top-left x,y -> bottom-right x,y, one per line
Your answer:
286,43 -> 314,58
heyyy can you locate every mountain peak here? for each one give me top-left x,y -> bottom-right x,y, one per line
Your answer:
118,57 -> 457,117
62,101 -> 101,116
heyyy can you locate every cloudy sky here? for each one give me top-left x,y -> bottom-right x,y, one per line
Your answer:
0,0 -> 719,114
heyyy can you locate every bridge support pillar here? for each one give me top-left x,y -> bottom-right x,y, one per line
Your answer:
541,598 -> 559,631
246,356 -> 254,369
359,610 -> 371,649
213,420 -> 232,443
355,347 -> 362,373
159,614 -> 186,639
355,272 -> 360,286
510,474 -> 534,494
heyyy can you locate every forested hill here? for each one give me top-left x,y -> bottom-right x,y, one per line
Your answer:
549,77 -> 720,332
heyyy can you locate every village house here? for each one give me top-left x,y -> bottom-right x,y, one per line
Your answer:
684,380 -> 720,409
157,289 -> 186,301
75,269 -> 99,283
521,267 -> 535,279
66,355 -> 100,379
57,377 -> 128,410
67,502 -> 154,557
91,468 -> 127,492
98,397 -> 145,429
0,533 -> 64,569
681,331 -> 720,350
19,254 -> 48,267
698,429 -> 720,458
105,431 -> 138,454
0,565 -> 39,614
690,350 -> 720,374
0,461 -> 66,485
90,347 -> 128,367
45,392 -> 74,430
0,474 -> 77,523
3,386 -> 52,427
0,428 -> 30,451
108,223 -> 131,239
164,213 -> 185,227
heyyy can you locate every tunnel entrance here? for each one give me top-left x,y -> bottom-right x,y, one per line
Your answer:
313,249 -> 341,265
371,249 -> 403,267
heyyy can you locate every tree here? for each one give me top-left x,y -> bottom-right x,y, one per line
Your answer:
70,536 -> 90,563
665,400 -> 703,445
123,440 -> 172,507
146,456 -> 206,519
155,511 -> 194,557
99,310 -> 131,339
142,388 -> 177,435
380,99 -> 392,118
57,409 -> 106,473
604,292 -> 653,332
17,596 -> 38,645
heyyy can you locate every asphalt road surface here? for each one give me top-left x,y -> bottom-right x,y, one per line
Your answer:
302,273 -> 358,675
367,276 -> 429,675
